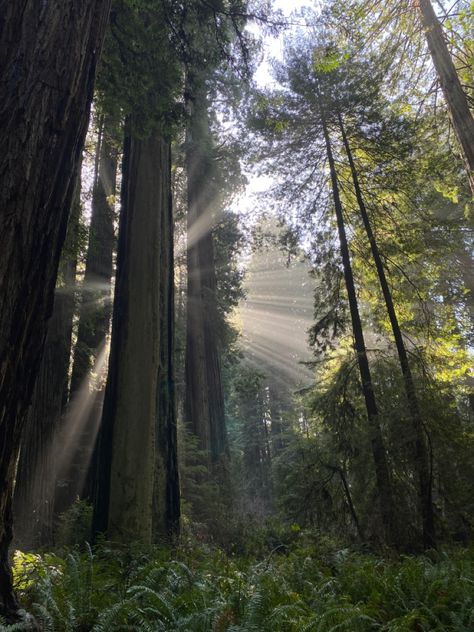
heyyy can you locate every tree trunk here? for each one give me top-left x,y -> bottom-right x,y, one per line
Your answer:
0,0 -> 110,619
417,0 -> 474,194
316,84 -> 397,547
338,113 -> 435,549
268,386 -> 286,456
185,82 -> 227,464
13,180 -> 81,550
70,117 -> 117,395
93,125 -> 180,543
56,117 -> 117,511
339,467 -> 364,541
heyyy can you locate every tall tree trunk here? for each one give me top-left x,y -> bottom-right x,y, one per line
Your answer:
154,142 -> 181,540
56,117 -> 117,512
70,117 -> 117,395
417,0 -> 474,194
268,385 -> 286,456
13,180 -> 81,550
316,84 -> 397,547
338,467 -> 364,541
0,1 -> 110,619
93,124 -> 180,543
338,114 -> 435,549
185,83 -> 227,464
322,462 -> 364,541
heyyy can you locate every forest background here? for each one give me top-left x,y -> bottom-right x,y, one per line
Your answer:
0,0 -> 473,629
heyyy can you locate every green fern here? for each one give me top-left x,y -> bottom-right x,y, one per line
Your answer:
90,598 -> 135,632
5,542 -> 474,632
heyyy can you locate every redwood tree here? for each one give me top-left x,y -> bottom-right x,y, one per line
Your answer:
90,0 -> 182,545
13,181 -> 81,550
0,0 -> 110,618
93,125 -> 180,543
185,79 -> 228,464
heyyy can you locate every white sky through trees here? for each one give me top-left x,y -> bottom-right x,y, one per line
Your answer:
235,0 -> 316,392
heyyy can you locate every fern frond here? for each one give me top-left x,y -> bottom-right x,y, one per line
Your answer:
127,584 -> 175,622
91,598 -> 134,632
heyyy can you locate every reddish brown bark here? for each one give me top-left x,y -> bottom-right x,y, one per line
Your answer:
0,0 -> 111,618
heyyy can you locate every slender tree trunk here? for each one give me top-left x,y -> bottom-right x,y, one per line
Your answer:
154,143 -> 180,540
338,114 -> 435,549
323,461 -> 364,541
185,83 -> 227,464
316,84 -> 397,547
13,180 -> 81,550
417,0 -> 474,194
0,1 -> 110,619
339,468 -> 364,541
268,386 -> 286,455
93,124 -> 179,543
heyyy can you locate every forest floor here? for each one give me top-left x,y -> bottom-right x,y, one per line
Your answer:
2,529 -> 473,631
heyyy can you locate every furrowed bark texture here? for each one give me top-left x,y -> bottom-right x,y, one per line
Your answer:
0,0 -> 111,618
338,113 -> 435,549
185,86 -> 227,463
316,84 -> 397,547
417,0 -> 474,194
94,127 -> 179,543
13,183 -> 80,549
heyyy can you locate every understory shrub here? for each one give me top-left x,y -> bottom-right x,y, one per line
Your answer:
0,540 -> 473,631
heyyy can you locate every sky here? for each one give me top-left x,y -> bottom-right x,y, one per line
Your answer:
233,1 -> 318,390
252,0 -> 315,88
233,0 -> 317,217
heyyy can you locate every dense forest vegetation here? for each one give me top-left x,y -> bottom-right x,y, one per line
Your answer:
0,0 -> 473,629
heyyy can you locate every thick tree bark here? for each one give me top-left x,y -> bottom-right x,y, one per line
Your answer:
0,0 -> 110,619
316,84 -> 397,547
338,114 -> 435,549
13,181 -> 80,550
93,125 -> 180,543
417,0 -> 474,194
185,83 -> 228,464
